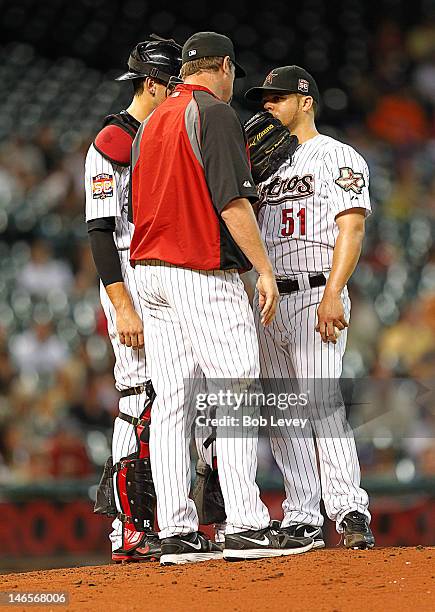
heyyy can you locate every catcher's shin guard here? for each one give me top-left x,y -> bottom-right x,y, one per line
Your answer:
95,381 -> 157,535
114,382 -> 157,532
113,454 -> 156,531
94,454 -> 156,531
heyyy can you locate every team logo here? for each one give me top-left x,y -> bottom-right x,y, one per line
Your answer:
265,71 -> 278,85
298,78 -> 309,93
334,167 -> 365,194
92,173 -> 114,199
258,174 -> 315,206
188,49 -> 197,57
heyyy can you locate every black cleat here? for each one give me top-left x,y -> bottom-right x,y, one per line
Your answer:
112,531 -> 161,562
223,526 -> 313,561
341,511 -> 375,550
281,524 -> 325,549
160,532 -> 223,565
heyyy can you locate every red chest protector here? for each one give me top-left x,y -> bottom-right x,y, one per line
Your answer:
94,111 -> 140,167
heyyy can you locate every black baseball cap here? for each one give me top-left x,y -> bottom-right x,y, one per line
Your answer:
245,65 -> 320,103
182,31 -> 246,78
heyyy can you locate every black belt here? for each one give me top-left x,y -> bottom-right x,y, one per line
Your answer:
276,273 -> 326,294
119,384 -> 146,398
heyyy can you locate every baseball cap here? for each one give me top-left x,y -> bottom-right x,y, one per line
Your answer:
245,66 -> 320,103
182,31 -> 246,78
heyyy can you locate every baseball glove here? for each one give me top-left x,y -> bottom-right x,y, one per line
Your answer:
191,459 -> 226,525
244,111 -> 299,184
94,455 -> 117,517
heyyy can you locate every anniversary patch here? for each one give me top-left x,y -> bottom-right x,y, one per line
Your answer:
92,173 -> 114,199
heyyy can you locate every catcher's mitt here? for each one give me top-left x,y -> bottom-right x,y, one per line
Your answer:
94,455 -> 117,517
244,111 -> 299,184
191,459 -> 226,525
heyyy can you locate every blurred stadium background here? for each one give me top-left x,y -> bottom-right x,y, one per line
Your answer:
1,0 -> 435,569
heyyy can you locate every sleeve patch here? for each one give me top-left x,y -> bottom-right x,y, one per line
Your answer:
334,167 -> 365,194
92,173 -> 114,199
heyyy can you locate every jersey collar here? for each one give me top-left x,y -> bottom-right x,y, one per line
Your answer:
175,83 -> 219,98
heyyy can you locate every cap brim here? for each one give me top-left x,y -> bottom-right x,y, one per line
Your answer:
244,86 -> 295,102
235,62 -> 246,78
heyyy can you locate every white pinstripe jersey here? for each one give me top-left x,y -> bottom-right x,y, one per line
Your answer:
84,144 -> 133,250
84,142 -> 148,389
257,134 -> 371,277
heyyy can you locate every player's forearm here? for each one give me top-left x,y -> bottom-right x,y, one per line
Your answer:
325,226 -> 365,294
221,198 -> 273,275
105,282 -> 135,313
106,281 -> 144,348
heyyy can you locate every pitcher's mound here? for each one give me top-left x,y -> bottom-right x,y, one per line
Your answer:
2,547 -> 434,611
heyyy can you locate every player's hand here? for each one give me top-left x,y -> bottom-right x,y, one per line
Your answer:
116,306 -> 144,349
315,289 -> 348,343
256,271 -> 279,326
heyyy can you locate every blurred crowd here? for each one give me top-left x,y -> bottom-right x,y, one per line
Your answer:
1,7 -> 435,487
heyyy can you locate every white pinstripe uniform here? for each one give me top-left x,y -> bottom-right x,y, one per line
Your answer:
85,143 -> 149,550
255,134 -> 371,530
134,262 -> 270,538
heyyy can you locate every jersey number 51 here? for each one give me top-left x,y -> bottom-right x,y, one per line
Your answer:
281,208 -> 306,237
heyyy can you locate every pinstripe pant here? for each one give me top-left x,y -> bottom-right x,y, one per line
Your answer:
255,280 -> 370,531
134,261 -> 270,538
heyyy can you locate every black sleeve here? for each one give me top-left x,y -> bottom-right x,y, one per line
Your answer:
87,217 -> 116,232
199,100 -> 259,212
87,217 -> 123,286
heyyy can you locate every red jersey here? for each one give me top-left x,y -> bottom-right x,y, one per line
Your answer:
129,84 -> 258,270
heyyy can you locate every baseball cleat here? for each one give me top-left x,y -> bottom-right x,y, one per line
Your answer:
340,511 -> 375,550
223,527 -> 313,561
281,524 -> 325,549
112,531 -> 161,562
160,532 -> 223,565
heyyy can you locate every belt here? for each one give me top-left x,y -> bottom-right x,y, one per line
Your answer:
119,383 -> 147,398
276,273 -> 326,294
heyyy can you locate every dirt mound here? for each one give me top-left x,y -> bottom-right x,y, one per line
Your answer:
1,547 -> 434,611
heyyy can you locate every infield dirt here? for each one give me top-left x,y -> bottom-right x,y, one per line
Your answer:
1,547 -> 434,611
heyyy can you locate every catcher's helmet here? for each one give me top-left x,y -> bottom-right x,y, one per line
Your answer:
115,34 -> 182,84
